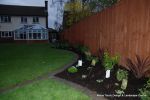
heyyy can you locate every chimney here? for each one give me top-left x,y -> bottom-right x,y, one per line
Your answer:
45,0 -> 48,11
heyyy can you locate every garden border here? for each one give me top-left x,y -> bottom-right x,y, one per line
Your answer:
50,52 -> 107,100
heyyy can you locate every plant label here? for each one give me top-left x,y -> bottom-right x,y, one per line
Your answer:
106,70 -> 110,78
78,60 -> 82,66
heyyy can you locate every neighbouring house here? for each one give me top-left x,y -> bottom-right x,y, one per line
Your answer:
0,1 -> 49,43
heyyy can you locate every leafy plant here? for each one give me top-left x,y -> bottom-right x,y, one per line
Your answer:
77,44 -> 93,61
115,89 -> 124,95
145,79 -> 150,89
102,52 -> 120,70
139,88 -> 150,100
76,44 -> 90,54
139,78 -> 150,100
67,66 -> 78,73
116,69 -> 128,81
126,55 -> 150,79
91,57 -> 99,66
116,69 -> 128,90
78,45 -> 89,54
85,51 -> 92,61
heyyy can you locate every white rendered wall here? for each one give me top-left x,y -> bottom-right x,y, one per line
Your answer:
0,16 -> 47,31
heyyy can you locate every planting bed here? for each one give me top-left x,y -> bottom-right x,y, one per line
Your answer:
55,54 -> 148,100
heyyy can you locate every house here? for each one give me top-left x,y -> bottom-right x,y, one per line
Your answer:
0,1 -> 49,43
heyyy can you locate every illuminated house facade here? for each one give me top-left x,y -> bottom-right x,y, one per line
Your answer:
0,1 -> 48,43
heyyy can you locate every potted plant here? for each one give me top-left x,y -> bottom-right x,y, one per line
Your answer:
102,52 -> 120,78
116,69 -> 128,90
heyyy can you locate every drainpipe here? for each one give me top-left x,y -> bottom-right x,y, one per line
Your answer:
45,0 -> 49,43
45,0 -> 48,28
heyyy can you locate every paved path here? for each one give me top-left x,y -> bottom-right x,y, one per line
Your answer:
0,52 -> 107,100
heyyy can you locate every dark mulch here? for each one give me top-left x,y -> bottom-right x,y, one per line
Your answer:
55,53 -> 148,100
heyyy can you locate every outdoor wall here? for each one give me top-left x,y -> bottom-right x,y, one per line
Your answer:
0,16 -> 46,31
62,0 -> 150,67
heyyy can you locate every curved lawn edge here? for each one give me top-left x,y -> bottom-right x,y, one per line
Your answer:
0,44 -> 75,89
0,50 -> 107,100
0,50 -> 77,94
52,53 -> 107,100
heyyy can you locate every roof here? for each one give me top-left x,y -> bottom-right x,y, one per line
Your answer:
0,4 -> 48,16
48,28 -> 58,33
15,24 -> 47,31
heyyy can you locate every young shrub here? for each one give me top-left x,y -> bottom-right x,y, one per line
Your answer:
116,69 -> 128,81
67,66 -> 78,73
126,55 -> 150,79
77,45 -> 92,61
116,69 -> 128,90
91,57 -> 99,66
102,52 -> 120,70
79,45 -> 89,54
139,78 -> 150,100
85,51 -> 92,61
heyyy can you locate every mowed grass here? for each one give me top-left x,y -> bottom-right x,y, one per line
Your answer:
0,44 -> 75,88
0,79 -> 90,100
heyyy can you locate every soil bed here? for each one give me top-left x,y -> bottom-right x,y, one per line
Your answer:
55,50 -> 148,100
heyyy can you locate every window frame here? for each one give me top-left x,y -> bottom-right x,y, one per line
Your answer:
14,30 -> 48,40
33,17 -> 39,23
0,31 -> 13,38
21,16 -> 27,23
0,16 -> 11,23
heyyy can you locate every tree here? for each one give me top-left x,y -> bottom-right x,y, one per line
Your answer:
63,0 -> 119,28
51,0 -> 120,29
64,0 -> 92,27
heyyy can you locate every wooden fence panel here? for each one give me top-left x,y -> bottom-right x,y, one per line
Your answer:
62,0 -> 150,66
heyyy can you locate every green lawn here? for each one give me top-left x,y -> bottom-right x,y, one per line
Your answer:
0,43 -> 90,100
0,79 -> 90,100
0,44 -> 75,88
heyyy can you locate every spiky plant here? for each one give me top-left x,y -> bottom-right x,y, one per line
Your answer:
126,55 -> 150,79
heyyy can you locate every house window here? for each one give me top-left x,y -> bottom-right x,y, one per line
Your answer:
15,30 -> 48,40
21,17 -> 27,23
0,16 -> 11,23
0,31 -> 13,37
33,17 -> 39,23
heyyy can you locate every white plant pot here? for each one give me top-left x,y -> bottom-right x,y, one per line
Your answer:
105,70 -> 110,78
78,60 -> 82,66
